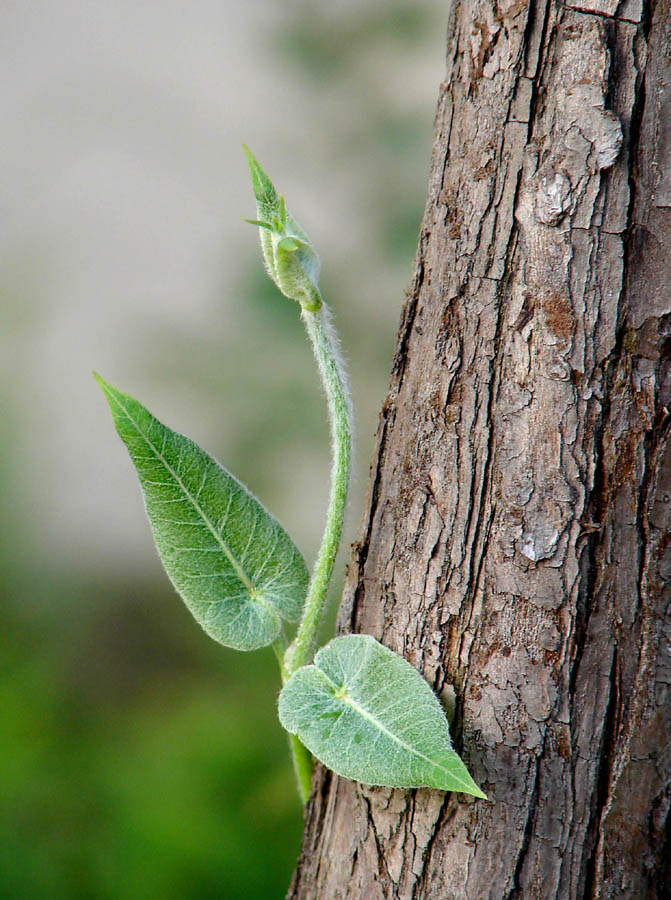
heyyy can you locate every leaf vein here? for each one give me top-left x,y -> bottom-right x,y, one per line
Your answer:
110,392 -> 255,594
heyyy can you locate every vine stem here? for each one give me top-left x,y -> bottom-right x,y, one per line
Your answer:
273,638 -> 312,802
290,734 -> 314,803
288,302 -> 352,676
280,301 -> 352,803
245,150 -> 354,805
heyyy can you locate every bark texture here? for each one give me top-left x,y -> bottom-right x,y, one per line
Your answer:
289,0 -> 671,897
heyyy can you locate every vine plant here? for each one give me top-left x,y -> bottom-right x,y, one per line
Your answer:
96,148 -> 486,805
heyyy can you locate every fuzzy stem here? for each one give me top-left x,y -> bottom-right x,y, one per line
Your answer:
290,734 -> 313,803
288,303 -> 352,676
273,639 -> 313,802
271,638 -> 289,683
282,301 -> 351,804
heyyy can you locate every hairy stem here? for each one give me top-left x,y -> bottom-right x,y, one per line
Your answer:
273,638 -> 313,802
290,734 -> 313,804
289,303 -> 352,675
283,302 -> 351,802
272,637 -> 289,683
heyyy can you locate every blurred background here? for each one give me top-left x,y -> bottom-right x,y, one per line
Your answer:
1,2 -> 446,898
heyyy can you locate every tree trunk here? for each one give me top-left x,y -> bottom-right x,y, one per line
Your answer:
289,0 -> 671,897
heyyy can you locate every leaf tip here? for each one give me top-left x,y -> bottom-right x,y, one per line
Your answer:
92,370 -> 111,393
449,769 -> 488,800
242,217 -> 273,230
243,144 -> 278,209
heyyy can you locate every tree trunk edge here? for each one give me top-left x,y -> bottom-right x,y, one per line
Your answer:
289,1 -> 671,898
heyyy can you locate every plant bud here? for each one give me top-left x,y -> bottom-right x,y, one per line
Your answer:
243,145 -> 322,311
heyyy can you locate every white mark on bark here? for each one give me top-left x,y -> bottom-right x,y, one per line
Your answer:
536,172 -> 574,226
520,527 -> 560,562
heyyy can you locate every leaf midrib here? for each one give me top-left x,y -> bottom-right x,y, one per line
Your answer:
318,667 -> 476,793
109,389 -> 256,595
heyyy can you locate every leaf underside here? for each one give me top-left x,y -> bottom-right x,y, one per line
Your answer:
279,634 -> 486,797
96,374 -> 309,651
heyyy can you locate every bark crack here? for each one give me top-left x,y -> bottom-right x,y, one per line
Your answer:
361,791 -> 397,896
411,793 -> 456,899
581,650 -> 619,900
567,7 -> 640,24
504,739 -> 546,900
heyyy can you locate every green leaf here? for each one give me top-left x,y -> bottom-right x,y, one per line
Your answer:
95,374 -> 309,651
243,143 -> 280,218
278,634 -> 486,797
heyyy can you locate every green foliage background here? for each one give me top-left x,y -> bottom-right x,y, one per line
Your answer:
0,2 -> 445,897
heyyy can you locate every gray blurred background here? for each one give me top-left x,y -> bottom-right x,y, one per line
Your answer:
1,2 -> 446,897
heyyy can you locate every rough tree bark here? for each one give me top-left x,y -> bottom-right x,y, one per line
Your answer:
289,0 -> 670,897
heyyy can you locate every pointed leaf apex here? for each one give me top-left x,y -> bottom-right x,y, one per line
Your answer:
93,370 -> 111,394
243,217 -> 273,230
97,380 -> 310,651
243,144 -> 278,209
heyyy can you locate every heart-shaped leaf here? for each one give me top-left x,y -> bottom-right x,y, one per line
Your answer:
96,374 -> 309,651
279,634 -> 486,797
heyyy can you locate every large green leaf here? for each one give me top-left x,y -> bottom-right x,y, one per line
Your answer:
279,634 -> 486,797
96,374 -> 309,651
